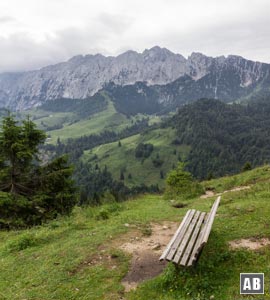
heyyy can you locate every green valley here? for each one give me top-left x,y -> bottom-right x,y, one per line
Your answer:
21,93 -> 162,144
14,95 -> 270,204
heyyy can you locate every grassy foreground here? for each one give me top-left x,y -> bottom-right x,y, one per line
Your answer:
1,166 -> 270,299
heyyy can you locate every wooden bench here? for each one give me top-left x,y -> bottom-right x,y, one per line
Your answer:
160,196 -> 220,267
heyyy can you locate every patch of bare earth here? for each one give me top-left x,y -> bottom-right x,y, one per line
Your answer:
200,190 -> 215,199
229,238 -> 270,250
200,185 -> 251,199
119,222 -> 178,292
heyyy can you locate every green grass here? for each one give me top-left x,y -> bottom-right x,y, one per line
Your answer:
24,100 -> 161,144
0,195 -> 179,300
1,166 -> 270,299
127,167 -> 270,300
83,127 -> 190,188
202,164 -> 270,192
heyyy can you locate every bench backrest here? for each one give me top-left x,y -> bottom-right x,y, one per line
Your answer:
187,196 -> 220,266
160,196 -> 220,266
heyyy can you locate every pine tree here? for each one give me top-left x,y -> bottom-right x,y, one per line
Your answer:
0,114 -> 76,228
0,114 -> 46,195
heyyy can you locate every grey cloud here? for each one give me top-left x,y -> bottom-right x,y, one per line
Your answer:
0,24 -> 117,72
0,16 -> 16,24
97,12 -> 134,34
151,9 -> 270,63
1,0 -> 270,72
52,25 -> 115,57
0,33 -> 67,72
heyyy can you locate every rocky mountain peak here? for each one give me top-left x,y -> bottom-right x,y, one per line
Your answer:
0,47 -> 269,110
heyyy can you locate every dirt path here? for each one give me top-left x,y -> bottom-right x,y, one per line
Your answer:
200,185 -> 251,199
119,222 -> 178,292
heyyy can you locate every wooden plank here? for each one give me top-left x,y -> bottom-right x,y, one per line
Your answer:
159,210 -> 192,261
173,210 -> 201,264
180,212 -> 206,266
187,213 -> 209,266
187,196 -> 220,266
201,196 -> 220,244
165,209 -> 196,261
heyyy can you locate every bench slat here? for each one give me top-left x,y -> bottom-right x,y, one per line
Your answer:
201,196 -> 220,244
165,209 -> 196,261
180,212 -> 206,266
187,196 -> 220,266
159,209 -> 192,261
187,212 -> 209,266
173,210 -> 201,264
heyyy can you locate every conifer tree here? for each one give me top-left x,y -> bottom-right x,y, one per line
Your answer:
0,114 -> 46,195
0,114 -> 76,228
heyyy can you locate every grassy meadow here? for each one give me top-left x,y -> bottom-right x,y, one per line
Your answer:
23,100 -> 162,144
1,166 -> 270,299
83,127 -> 190,188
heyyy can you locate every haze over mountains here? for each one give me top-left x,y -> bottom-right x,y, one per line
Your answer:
0,46 -> 270,110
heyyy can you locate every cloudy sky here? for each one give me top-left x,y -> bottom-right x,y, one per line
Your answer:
0,0 -> 270,72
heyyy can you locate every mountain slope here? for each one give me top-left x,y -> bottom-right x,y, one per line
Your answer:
82,127 -> 189,188
1,166 -> 270,299
1,47 -> 270,110
172,98 -> 270,178
76,98 -> 270,187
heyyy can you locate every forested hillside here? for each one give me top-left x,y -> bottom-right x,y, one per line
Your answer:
72,97 -> 270,199
172,98 -> 270,178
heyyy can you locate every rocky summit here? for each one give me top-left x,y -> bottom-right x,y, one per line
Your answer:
0,46 -> 270,110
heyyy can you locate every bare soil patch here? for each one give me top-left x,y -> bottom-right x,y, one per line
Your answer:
70,221 -> 180,291
200,190 -> 215,199
119,222 -> 178,292
229,238 -> 270,250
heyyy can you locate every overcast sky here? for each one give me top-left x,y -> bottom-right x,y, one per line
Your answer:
0,0 -> 270,72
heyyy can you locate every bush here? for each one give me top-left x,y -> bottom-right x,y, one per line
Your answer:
5,233 -> 37,253
165,163 -> 204,200
242,162 -> 252,172
95,208 -> 110,220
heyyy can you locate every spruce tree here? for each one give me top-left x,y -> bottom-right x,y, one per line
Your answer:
0,114 -> 76,228
0,114 -> 46,195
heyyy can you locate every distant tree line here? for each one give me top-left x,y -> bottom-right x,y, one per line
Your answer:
104,82 -> 163,116
75,162 -> 160,206
39,93 -> 108,118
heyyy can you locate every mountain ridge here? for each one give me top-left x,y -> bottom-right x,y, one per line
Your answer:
0,46 -> 270,110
